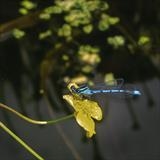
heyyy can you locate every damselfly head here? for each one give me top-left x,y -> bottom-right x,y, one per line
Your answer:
133,90 -> 141,96
70,85 -> 78,93
67,82 -> 79,94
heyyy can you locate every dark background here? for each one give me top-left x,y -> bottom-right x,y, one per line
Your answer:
0,0 -> 160,160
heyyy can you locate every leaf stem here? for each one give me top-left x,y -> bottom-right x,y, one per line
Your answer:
0,103 -> 74,125
0,121 -> 44,160
0,103 -> 75,159
47,114 -> 74,124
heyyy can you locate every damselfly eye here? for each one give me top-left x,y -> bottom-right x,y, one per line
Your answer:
70,85 -> 79,93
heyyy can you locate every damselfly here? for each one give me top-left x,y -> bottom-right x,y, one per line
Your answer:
69,79 -> 141,98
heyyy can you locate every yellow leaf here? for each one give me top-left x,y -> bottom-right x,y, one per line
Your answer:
76,111 -> 95,138
63,88 -> 103,138
88,103 -> 102,121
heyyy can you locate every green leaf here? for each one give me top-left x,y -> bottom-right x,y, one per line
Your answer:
98,14 -> 109,31
39,13 -> 51,20
19,8 -> 28,15
108,17 -> 120,25
62,55 -> 69,61
79,45 -> 100,54
58,24 -> 72,37
99,2 -> 109,11
98,14 -> 119,31
107,35 -> 125,49
44,6 -> 62,14
12,29 -> 25,39
83,24 -> 93,34
64,10 -> 91,27
138,36 -> 150,46
87,1 -> 109,11
20,0 -> 36,10
39,30 -> 52,40
55,0 -> 75,12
